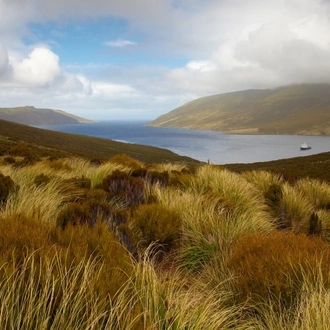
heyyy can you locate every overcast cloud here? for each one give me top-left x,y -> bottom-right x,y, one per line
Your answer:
0,0 -> 330,119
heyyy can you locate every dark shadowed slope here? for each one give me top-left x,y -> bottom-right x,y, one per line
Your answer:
0,119 -> 199,164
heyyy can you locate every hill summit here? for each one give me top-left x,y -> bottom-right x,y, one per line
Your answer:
149,83 -> 330,135
0,106 -> 93,125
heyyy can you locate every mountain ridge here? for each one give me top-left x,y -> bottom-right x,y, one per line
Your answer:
148,83 -> 330,135
0,106 -> 93,125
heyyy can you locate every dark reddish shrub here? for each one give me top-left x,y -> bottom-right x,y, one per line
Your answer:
9,142 -> 32,157
102,170 -> 145,206
0,173 -> 16,204
131,168 -> 148,179
90,158 -> 102,166
146,170 -> 169,186
3,156 -> 16,164
56,199 -> 113,229
34,173 -> 50,187
64,175 -> 91,189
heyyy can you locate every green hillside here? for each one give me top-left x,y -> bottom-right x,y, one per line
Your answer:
149,83 -> 330,135
0,119 -> 198,164
0,106 -> 93,125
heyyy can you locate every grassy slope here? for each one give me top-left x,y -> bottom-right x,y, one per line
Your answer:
2,117 -> 330,181
224,151 -> 330,182
149,83 -> 330,135
0,119 -> 198,164
0,106 -> 93,125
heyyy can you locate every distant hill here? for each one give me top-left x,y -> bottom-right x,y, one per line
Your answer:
0,106 -> 93,125
0,118 -> 198,164
149,84 -> 330,135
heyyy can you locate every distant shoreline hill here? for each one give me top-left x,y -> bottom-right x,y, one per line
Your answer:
0,106 -> 93,125
148,83 -> 330,135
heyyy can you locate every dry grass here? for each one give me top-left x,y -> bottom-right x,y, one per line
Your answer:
241,170 -> 283,195
281,182 -> 315,232
2,157 -> 330,329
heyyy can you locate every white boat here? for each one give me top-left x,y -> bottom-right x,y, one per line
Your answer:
300,142 -> 311,150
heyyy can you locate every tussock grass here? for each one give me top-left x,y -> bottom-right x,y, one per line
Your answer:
151,162 -> 188,173
153,169 -> 274,272
87,162 -> 130,188
241,170 -> 283,195
2,153 -> 330,328
0,251 -> 117,330
2,179 -> 71,224
248,262 -> 330,330
315,209 -> 330,239
281,182 -> 315,232
190,166 -> 275,237
295,178 -> 330,210
119,250 -> 253,330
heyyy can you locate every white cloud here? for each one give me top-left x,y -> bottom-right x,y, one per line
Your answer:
186,60 -> 215,72
92,82 -> 138,98
11,47 -> 61,87
103,39 -> 136,48
1,0 -> 330,119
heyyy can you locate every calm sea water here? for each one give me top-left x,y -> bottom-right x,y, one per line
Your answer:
39,121 -> 330,164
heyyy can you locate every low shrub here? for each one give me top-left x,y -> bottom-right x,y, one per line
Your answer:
51,221 -> 133,298
56,198 -> 113,229
109,153 -> 142,169
131,168 -> 148,178
12,155 -> 40,168
0,214 -> 51,264
129,203 -> 182,253
64,175 -> 91,189
9,142 -> 33,158
34,173 -> 50,187
102,170 -> 145,206
147,170 -> 169,186
0,173 -> 16,204
168,171 -> 193,188
89,158 -> 102,166
3,156 -> 16,164
0,215 -> 133,301
227,231 -> 330,308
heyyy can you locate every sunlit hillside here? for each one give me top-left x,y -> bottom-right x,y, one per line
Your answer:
149,83 -> 330,135
0,106 -> 94,125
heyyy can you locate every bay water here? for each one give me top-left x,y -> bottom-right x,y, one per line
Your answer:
39,121 -> 330,164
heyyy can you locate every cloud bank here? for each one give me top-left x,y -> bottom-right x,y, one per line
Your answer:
0,0 -> 330,119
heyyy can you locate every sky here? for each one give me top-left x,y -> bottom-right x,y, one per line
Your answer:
1,0 -> 330,120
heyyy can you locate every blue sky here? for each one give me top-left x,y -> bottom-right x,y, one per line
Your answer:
1,0 -> 330,120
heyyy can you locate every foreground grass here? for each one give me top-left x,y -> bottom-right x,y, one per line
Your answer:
1,154 -> 330,329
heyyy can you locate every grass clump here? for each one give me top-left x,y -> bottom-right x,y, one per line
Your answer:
129,203 -> 182,254
109,153 -> 143,169
227,231 -> 330,308
281,182 -> 314,232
